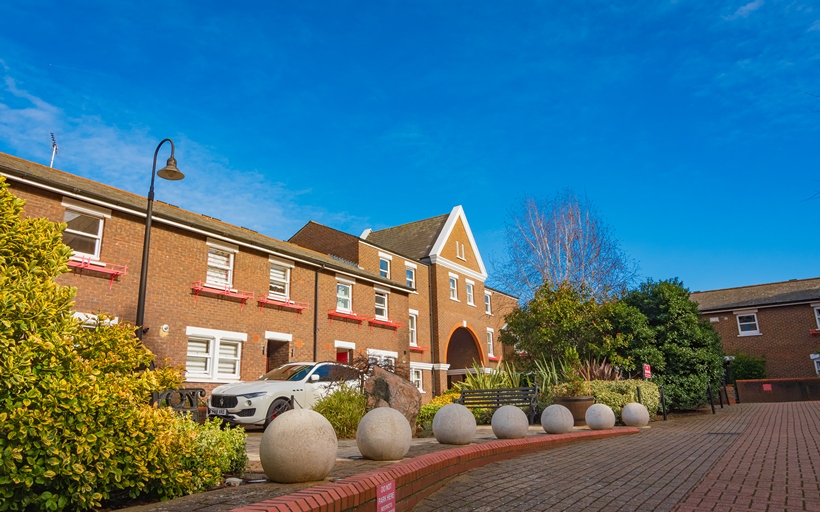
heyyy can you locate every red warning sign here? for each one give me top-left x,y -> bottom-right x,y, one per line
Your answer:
377,480 -> 396,512
643,364 -> 651,379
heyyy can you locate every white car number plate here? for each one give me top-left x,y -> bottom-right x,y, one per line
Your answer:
210,408 -> 228,416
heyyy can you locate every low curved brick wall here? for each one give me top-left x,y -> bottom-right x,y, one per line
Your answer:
233,428 -> 638,512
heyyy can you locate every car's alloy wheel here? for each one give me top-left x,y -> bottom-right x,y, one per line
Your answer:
264,398 -> 293,429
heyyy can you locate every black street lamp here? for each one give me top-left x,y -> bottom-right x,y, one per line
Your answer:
135,139 -> 184,341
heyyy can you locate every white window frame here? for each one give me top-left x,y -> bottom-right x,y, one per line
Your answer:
268,257 -> 293,300
814,306 -> 820,330
61,198 -> 111,261
408,312 -> 418,346
375,290 -> 388,320
406,267 -> 416,289
184,326 -> 246,382
336,278 -> 353,314
449,273 -> 459,301
735,310 -> 760,336
367,348 -> 398,372
205,238 -> 238,289
815,359 -> 820,377
466,280 -> 475,306
411,368 -> 423,392
485,292 -> 493,315
486,328 -> 495,358
379,258 -> 390,279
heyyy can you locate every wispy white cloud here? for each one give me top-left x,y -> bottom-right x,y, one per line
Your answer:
0,65 -> 367,240
723,0 -> 765,20
809,20 -> 820,31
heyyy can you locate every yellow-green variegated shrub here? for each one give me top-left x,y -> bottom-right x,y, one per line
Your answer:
0,177 -> 245,511
589,380 -> 660,422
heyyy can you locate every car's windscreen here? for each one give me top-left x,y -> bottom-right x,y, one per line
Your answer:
258,364 -> 315,381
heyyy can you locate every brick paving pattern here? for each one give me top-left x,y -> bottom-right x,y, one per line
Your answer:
121,402 -> 820,511
413,404 -> 794,511
673,402 -> 820,512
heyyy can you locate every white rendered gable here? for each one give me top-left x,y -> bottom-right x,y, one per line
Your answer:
427,205 -> 488,281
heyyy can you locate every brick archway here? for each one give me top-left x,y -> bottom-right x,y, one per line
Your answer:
444,326 -> 485,390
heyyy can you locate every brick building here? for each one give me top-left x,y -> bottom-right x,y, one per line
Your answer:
1,151 -> 516,401
290,209 -> 518,396
691,278 -> 820,378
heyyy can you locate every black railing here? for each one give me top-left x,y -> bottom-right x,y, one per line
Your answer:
151,388 -> 206,421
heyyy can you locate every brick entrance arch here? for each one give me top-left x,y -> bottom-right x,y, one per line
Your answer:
445,326 -> 485,388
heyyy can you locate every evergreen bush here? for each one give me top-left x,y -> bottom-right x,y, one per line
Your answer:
312,384 -> 367,439
728,353 -> 767,383
590,380 -> 660,422
417,389 -> 459,427
0,177 -> 246,510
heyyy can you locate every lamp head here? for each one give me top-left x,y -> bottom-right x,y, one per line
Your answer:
157,155 -> 184,181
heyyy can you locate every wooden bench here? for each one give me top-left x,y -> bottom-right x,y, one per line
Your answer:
457,386 -> 539,424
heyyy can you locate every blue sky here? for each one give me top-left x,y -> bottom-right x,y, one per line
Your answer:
0,1 -> 818,293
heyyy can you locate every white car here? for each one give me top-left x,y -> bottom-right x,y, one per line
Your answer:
208,362 -> 360,428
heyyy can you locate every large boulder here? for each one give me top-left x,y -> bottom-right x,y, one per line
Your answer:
364,365 -> 422,431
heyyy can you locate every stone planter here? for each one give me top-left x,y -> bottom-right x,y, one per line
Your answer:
553,396 -> 594,426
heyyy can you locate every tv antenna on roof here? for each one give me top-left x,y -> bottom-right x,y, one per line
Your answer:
49,133 -> 58,168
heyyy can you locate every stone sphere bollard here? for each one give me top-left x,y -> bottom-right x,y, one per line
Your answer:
432,403 -> 476,445
259,409 -> 337,483
356,407 -> 412,460
491,406 -> 529,439
585,404 -> 616,430
541,404 -> 574,434
621,402 -> 650,427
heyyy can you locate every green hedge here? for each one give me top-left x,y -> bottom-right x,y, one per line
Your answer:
729,354 -> 766,383
0,178 -> 248,511
590,380 -> 660,422
312,384 -> 367,439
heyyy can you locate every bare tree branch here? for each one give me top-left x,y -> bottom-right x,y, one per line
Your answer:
494,190 -> 639,301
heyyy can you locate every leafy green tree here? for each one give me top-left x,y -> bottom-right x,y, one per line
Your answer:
599,300 -> 663,374
622,278 -> 724,409
500,283 -> 648,370
0,177 -> 244,511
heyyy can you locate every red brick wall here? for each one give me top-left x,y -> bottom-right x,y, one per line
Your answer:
12,180 -> 411,395
704,304 -> 820,379
289,222 -> 360,264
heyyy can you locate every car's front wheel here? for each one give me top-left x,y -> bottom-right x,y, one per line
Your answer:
264,398 -> 293,429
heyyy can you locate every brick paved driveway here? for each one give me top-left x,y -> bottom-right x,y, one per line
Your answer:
674,402 -> 820,512
413,403 -> 820,512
